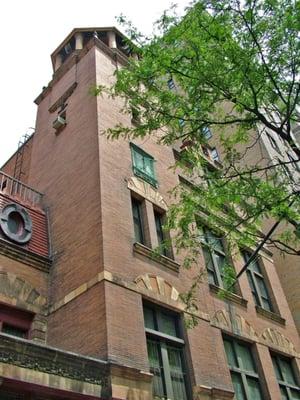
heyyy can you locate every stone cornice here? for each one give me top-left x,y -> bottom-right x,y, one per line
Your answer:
35,37 -> 128,105
0,333 -> 108,386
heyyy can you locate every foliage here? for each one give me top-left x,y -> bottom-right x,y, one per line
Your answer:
97,0 -> 300,266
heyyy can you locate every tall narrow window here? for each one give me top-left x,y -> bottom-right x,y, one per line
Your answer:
223,337 -> 263,400
154,210 -> 167,257
144,305 -> 188,400
130,143 -> 157,187
167,78 -> 176,90
200,227 -> 229,289
202,126 -> 212,140
271,354 -> 300,399
131,197 -> 145,245
242,251 -> 273,312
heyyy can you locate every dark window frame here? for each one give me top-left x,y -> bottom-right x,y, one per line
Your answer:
131,196 -> 145,245
200,227 -> 232,289
242,251 -> 273,312
143,304 -> 189,400
223,336 -> 264,400
154,208 -> 167,257
271,353 -> 300,399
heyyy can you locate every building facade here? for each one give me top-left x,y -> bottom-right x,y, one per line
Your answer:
0,27 -> 300,399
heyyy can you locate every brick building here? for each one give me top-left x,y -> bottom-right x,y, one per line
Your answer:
0,27 -> 300,399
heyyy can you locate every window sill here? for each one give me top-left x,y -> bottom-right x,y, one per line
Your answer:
255,305 -> 286,325
209,284 -> 248,307
133,168 -> 158,188
133,242 -> 180,273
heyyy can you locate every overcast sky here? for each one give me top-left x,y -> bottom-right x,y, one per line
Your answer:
0,0 -> 190,166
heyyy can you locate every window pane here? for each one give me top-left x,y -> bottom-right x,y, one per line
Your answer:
131,145 -> 157,186
2,324 -> 27,338
147,339 -> 166,399
132,198 -> 144,244
144,307 -> 156,330
231,372 -> 246,400
246,272 -> 260,306
291,389 -> 300,399
144,157 -> 154,177
134,151 -> 144,171
154,211 -> 167,256
202,246 -> 217,285
154,212 -> 164,244
261,298 -> 272,312
205,230 -> 224,253
272,357 -> 283,381
257,276 -> 269,299
224,339 -> 237,368
280,387 -> 289,400
280,358 -> 297,386
167,346 -> 187,400
235,342 -> 255,372
247,377 -> 263,400
215,253 -> 226,277
160,313 -> 177,337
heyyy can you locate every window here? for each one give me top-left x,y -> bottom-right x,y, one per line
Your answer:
200,227 -> 229,288
271,354 -> 300,399
211,147 -> 220,162
167,78 -> 176,90
131,106 -> 141,125
0,304 -> 33,339
144,305 -> 188,400
154,210 -> 168,257
130,143 -> 157,187
223,337 -> 263,400
202,126 -> 212,140
201,145 -> 221,164
131,197 -> 145,245
242,251 -> 273,312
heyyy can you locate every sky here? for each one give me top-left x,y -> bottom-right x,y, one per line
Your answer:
0,0 -> 191,166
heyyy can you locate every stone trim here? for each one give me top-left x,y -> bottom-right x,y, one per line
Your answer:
135,273 -> 180,302
133,242 -> 180,272
256,305 -> 286,326
0,271 -> 47,313
209,284 -> 248,308
0,239 -> 51,272
127,176 -> 168,210
193,385 -> 234,400
0,333 -> 108,386
261,327 -> 298,356
48,272 -> 299,359
35,36 -> 128,105
211,309 -> 299,357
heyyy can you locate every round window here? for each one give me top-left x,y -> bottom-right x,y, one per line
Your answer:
0,203 -> 32,244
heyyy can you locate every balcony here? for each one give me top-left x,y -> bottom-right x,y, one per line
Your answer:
0,171 -> 43,208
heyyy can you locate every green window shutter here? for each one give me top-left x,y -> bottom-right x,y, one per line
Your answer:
130,143 -> 158,187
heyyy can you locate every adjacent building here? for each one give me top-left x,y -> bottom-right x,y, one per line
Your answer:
0,27 -> 300,400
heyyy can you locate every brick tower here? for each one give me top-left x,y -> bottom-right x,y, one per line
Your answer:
0,27 -> 300,400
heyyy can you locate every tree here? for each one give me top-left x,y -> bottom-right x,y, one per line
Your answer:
95,0 -> 300,278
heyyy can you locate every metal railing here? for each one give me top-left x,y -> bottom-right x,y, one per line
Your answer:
0,171 -> 43,207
